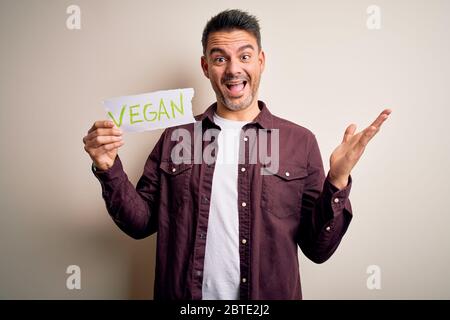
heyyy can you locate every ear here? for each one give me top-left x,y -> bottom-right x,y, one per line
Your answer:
259,50 -> 266,73
201,56 -> 210,79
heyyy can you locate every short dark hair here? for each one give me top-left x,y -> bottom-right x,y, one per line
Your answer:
201,9 -> 261,55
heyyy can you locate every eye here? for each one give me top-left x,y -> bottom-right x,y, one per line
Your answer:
214,56 -> 226,64
241,54 -> 251,61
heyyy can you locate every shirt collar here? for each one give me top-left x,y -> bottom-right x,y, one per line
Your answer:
196,100 -> 274,130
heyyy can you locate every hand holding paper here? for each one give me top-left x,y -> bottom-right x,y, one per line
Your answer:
83,120 -> 124,171
83,88 -> 196,170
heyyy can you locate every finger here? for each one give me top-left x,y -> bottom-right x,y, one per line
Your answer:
85,128 -> 123,142
369,109 -> 392,129
342,124 -> 357,143
88,120 -> 115,134
101,140 -> 125,151
86,140 -> 125,157
89,127 -> 123,139
356,126 -> 379,150
85,135 -> 123,148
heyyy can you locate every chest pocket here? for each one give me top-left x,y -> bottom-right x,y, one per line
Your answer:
262,164 -> 308,218
159,161 -> 193,208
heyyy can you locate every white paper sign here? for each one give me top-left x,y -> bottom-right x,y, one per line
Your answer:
103,88 -> 195,132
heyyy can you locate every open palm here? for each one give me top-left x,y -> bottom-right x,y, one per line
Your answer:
329,109 -> 392,188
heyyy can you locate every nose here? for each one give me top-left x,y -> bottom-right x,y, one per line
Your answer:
225,57 -> 242,77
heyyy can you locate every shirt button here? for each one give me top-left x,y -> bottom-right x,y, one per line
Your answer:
241,202 -> 247,207
171,167 -> 176,173
334,198 -> 339,203
196,270 -> 202,276
326,226 -> 331,231
241,239 -> 247,244
241,167 -> 246,172
285,172 -> 290,177
244,137 -> 248,142
242,278 -> 247,283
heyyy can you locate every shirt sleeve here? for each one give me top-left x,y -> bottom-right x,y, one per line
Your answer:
297,133 -> 353,263
92,130 -> 166,239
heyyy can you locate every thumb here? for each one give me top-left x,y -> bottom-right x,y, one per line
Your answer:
342,124 -> 357,143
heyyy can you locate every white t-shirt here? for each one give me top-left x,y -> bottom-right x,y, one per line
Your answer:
201,113 -> 249,300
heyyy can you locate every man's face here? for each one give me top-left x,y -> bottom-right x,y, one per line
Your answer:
201,29 -> 265,111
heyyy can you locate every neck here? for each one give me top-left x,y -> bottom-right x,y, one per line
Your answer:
216,99 -> 260,121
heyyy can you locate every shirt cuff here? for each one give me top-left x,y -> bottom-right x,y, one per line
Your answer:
324,173 -> 353,217
92,156 -> 125,183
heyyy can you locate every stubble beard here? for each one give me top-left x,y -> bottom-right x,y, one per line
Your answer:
214,76 -> 260,112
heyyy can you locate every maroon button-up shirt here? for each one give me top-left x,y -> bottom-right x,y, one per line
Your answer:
93,101 -> 352,300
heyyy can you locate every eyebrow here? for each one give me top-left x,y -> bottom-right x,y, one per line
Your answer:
208,44 -> 255,56
237,44 -> 255,52
209,47 -> 226,56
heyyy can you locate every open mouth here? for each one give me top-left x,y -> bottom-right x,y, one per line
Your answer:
225,80 -> 247,95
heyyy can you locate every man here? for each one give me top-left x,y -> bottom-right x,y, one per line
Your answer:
83,9 -> 390,300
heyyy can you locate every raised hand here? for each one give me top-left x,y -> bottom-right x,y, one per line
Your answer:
329,109 -> 392,189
